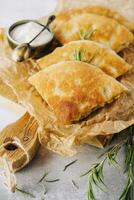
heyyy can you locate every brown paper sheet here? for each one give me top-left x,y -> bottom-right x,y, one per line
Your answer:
0,28 -> 112,155
0,28 -> 134,156
0,79 -> 17,102
0,28 -> 17,101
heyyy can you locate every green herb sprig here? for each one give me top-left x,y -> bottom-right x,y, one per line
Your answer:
81,125 -> 134,200
119,125 -> 134,200
73,50 -> 82,61
79,28 -> 96,40
99,143 -> 122,168
81,143 -> 121,200
81,160 -> 108,200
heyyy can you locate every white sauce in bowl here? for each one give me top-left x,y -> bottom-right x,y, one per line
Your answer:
10,21 -> 53,47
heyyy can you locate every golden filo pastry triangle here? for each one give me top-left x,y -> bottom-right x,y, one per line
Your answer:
52,13 -> 134,51
29,61 -> 127,124
37,40 -> 132,78
55,5 -> 134,32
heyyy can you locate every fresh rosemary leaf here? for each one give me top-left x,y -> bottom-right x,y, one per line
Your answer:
37,172 -> 49,183
73,49 -> 82,61
72,180 -> 79,189
125,126 -> 134,169
16,187 -> 35,198
45,179 -> 60,183
119,176 -> 133,200
73,48 -> 97,64
99,143 -> 122,168
90,162 -> 108,191
82,142 -> 124,199
80,169 -> 92,177
82,125 -> 134,200
119,125 -> 134,200
81,160 -> 107,200
88,181 -> 96,200
63,159 -> 78,171
79,28 -> 96,40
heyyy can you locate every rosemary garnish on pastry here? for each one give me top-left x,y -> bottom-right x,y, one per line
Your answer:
81,125 -> 134,200
79,28 -> 96,40
73,49 -> 82,61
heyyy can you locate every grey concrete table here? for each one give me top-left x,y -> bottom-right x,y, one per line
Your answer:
0,0 -> 132,199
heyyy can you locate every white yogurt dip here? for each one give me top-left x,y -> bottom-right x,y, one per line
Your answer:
10,21 -> 53,47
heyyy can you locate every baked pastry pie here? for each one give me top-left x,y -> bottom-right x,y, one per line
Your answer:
53,6 -> 134,32
37,40 -> 132,78
29,61 -> 127,124
52,13 -> 134,51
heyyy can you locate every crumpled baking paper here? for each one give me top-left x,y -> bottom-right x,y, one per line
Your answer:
0,27 -> 134,156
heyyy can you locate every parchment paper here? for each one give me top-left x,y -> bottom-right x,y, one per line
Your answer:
0,33 -> 133,156
0,29 -> 110,156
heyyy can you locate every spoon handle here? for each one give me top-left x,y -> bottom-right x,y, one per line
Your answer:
29,15 -> 55,44
46,15 -> 56,27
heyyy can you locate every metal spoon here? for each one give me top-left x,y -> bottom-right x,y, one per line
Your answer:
12,15 -> 55,62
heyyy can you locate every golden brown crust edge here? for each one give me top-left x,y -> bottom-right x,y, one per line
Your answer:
37,40 -> 132,78
54,4 -> 134,32
53,13 -> 134,51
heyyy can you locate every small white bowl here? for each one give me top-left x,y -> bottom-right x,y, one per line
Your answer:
7,19 -> 54,59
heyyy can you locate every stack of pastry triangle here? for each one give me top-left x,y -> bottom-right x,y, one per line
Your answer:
0,4 -> 134,160
29,5 -> 134,155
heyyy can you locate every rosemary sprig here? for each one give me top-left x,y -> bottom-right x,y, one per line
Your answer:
82,125 -> 134,200
99,143 -> 122,168
81,143 -> 123,200
119,125 -> 134,200
37,172 -> 49,183
63,159 -> 78,171
81,160 -> 107,200
72,180 -> 79,189
73,49 -> 82,61
16,186 -> 35,198
79,27 -> 96,40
